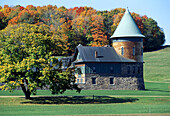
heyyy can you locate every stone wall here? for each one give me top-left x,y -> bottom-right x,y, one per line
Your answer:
77,63 -> 145,90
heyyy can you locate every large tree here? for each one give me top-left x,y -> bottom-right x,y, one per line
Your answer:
0,23 -> 80,99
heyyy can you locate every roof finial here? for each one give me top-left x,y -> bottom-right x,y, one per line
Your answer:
125,7 -> 129,14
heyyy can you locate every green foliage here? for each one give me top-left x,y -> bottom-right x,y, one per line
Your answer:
0,23 -> 80,99
142,18 -> 165,51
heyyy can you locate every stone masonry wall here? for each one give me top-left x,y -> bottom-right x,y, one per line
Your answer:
77,63 -> 145,90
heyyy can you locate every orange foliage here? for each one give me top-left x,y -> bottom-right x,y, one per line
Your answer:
0,12 -> 4,18
8,16 -> 18,25
3,7 -> 13,17
90,15 -> 108,47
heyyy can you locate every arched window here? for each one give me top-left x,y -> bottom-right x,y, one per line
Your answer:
133,47 -> 135,56
121,47 -> 124,56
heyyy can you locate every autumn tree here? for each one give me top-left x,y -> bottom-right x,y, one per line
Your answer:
0,23 -> 80,99
89,15 -> 108,46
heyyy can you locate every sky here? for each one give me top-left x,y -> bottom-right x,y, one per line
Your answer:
1,0 -> 170,45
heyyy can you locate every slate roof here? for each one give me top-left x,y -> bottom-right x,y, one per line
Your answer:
110,8 -> 145,39
72,44 -> 135,63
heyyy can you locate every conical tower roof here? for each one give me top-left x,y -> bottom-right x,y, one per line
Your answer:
110,8 -> 145,39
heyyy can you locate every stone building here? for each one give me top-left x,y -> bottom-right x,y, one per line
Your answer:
71,8 -> 145,90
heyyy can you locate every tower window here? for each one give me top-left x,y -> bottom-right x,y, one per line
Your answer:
92,77 -> 96,85
133,47 -> 135,56
121,47 -> 124,56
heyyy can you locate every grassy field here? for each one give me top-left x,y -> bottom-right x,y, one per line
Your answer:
0,82 -> 170,116
0,97 -> 170,116
0,47 -> 170,115
144,46 -> 170,82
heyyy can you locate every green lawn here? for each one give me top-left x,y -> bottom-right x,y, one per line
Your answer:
0,82 -> 170,115
0,96 -> 170,115
144,47 -> 170,82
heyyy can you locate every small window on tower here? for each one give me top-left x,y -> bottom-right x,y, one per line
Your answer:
133,47 -> 135,56
121,47 -> 124,56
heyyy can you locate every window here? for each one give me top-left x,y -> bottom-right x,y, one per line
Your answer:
78,74 -> 81,78
92,77 -> 96,85
77,79 -> 79,83
127,66 -> 130,74
110,78 -> 114,85
121,47 -> 124,56
80,78 -> 83,83
133,47 -> 135,56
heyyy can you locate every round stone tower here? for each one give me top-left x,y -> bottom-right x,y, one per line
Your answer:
110,8 -> 145,62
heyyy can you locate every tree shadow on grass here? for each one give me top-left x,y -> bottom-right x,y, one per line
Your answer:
21,96 -> 138,104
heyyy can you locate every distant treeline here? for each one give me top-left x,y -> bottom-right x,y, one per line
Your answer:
0,5 -> 165,55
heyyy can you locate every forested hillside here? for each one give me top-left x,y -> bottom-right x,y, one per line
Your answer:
0,5 -> 165,55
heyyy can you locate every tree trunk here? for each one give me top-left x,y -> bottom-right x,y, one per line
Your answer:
20,83 -> 31,99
